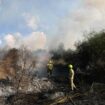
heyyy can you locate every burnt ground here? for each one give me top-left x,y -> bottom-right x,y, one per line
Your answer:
0,76 -> 105,105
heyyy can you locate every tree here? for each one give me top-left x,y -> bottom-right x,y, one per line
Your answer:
14,46 -> 36,93
76,31 -> 105,82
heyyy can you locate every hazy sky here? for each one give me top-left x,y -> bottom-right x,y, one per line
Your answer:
0,0 -> 105,50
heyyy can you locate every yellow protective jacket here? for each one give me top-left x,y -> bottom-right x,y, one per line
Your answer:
68,64 -> 74,79
69,68 -> 74,80
47,63 -> 53,70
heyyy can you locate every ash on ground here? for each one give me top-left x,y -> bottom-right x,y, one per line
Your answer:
0,76 -> 105,105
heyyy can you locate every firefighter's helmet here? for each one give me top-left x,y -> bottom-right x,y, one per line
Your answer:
49,60 -> 53,64
69,64 -> 73,69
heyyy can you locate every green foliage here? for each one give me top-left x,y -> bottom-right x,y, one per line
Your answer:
76,31 -> 105,82
77,31 -> 105,67
51,31 -> 105,83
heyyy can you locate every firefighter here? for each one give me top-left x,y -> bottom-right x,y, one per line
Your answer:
47,60 -> 53,77
69,64 -> 76,90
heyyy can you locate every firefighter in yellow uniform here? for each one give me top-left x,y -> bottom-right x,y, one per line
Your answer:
47,60 -> 53,77
69,64 -> 76,90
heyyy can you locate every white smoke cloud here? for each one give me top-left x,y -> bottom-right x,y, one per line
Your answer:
24,32 -> 47,50
3,32 -> 47,51
52,0 -> 105,50
23,13 -> 39,30
4,34 -> 16,48
1,12 -> 46,51
2,0 -> 105,50
84,0 -> 105,9
4,33 -> 23,49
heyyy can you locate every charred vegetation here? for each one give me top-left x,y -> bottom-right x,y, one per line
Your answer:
0,31 -> 105,105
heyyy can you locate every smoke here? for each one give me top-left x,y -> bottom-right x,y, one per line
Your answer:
3,32 -> 48,76
84,0 -> 105,9
33,50 -> 52,77
2,0 -> 105,51
1,12 -> 46,51
3,32 -> 47,51
4,34 -> 16,48
23,13 -> 39,30
24,32 -> 46,50
50,0 -> 105,50
4,33 -> 21,48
